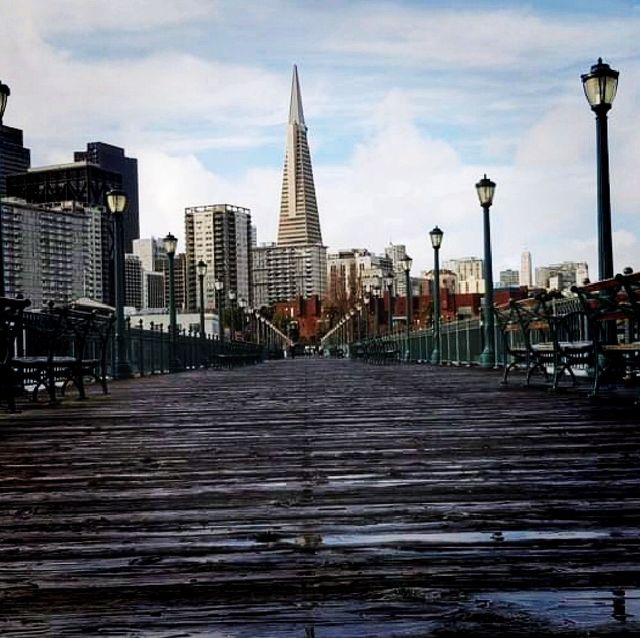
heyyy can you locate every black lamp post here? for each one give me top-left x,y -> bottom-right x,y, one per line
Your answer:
581,58 -> 619,281
163,232 -> 180,372
363,292 -> 370,339
401,256 -> 413,358
429,226 -> 444,365
196,259 -> 207,364
107,189 -> 133,379
373,285 -> 381,337
476,174 -> 496,368
238,298 -> 247,339
385,276 -> 394,335
214,279 -> 224,343
0,80 -> 11,296
228,290 -> 236,341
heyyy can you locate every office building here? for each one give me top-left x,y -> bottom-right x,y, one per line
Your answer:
144,271 -> 165,309
0,124 -> 31,198
499,269 -> 520,288
250,65 -> 327,306
74,142 -> 140,252
520,250 -> 533,287
536,261 -> 589,291
124,254 -> 143,310
444,257 -> 486,294
277,65 -> 322,247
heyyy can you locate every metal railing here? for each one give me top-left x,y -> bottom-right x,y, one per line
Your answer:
329,296 -> 590,367
19,311 -> 263,379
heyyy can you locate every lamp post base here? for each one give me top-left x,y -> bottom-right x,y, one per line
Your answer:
479,348 -> 495,368
430,348 -> 441,365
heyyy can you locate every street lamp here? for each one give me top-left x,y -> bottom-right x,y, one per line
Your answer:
196,260 -> 207,364
476,174 -> 496,368
581,57 -> 619,281
429,226 -> 444,365
0,80 -> 11,296
163,232 -> 180,372
238,298 -> 247,339
106,189 -> 133,379
363,292 -> 370,339
400,256 -> 413,359
372,285 -> 381,337
214,279 -> 224,343
385,276 -> 394,335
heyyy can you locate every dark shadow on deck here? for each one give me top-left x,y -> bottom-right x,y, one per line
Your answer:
1,358 -> 639,636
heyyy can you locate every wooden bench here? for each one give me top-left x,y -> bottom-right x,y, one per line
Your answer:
496,293 -> 593,390
13,302 -> 115,405
0,296 -> 32,412
571,271 -> 640,397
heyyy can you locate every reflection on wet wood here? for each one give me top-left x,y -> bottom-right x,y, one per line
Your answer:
1,359 -> 639,635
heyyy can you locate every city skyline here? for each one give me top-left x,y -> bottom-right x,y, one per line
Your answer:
2,1 -> 640,275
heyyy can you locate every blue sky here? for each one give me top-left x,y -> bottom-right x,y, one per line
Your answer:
2,0 -> 640,276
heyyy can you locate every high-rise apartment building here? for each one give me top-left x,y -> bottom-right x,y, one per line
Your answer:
444,257 -> 486,294
520,250 -> 533,287
0,199 -> 104,307
185,204 -> 252,312
252,243 -> 326,309
74,142 -> 140,252
6,161 -> 123,305
0,124 -> 31,198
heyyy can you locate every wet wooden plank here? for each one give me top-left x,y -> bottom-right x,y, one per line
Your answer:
1,359 -> 639,635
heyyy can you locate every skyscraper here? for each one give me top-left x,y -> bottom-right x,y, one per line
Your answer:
277,65 -> 322,247
74,142 -> 140,252
0,124 -> 31,198
520,250 -> 533,287
253,65 -> 327,307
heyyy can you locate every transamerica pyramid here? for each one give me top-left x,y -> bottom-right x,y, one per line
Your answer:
277,65 -> 323,246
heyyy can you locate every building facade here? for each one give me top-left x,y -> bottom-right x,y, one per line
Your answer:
444,257 -> 486,294
498,269 -> 520,288
277,65 -> 323,247
520,250 -> 533,287
536,261 -> 589,291
0,199 -> 104,307
0,124 -> 31,198
253,243 -> 327,309
74,142 -> 140,252
6,161 -> 123,305
124,254 -> 143,309
252,65 -> 327,306
185,204 -> 253,312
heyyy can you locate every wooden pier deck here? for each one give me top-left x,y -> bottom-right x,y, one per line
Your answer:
1,358 -> 639,636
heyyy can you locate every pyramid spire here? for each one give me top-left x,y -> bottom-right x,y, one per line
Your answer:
288,64 -> 305,127
277,66 -> 322,246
